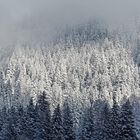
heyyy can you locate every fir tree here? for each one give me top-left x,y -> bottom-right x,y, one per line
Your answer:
92,99 -> 107,140
63,100 -> 75,140
0,71 -> 5,105
80,105 -> 94,140
5,80 -> 12,108
25,98 -> 37,140
120,99 -> 138,140
52,104 -> 64,140
109,95 -> 121,140
0,106 -> 7,131
0,120 -> 18,140
0,106 -> 18,140
101,102 -> 111,140
35,91 -> 52,140
16,104 -> 27,139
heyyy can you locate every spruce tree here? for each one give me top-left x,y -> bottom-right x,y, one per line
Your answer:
52,104 -> 64,140
5,80 -> 12,108
92,99 -> 107,140
16,104 -> 27,139
0,120 -> 18,140
101,102 -> 111,140
0,106 -> 18,140
25,98 -> 37,140
34,104 -> 44,140
120,99 -> 138,140
63,100 -> 75,140
35,91 -> 52,140
80,105 -> 94,140
109,95 -> 121,140
0,106 -> 7,131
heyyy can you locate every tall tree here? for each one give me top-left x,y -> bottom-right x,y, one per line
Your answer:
5,80 -> 12,108
80,104 -> 94,140
16,104 -> 27,140
35,91 -> 52,140
0,106 -> 7,131
100,102 -> 111,140
63,100 -> 75,140
0,106 -> 18,140
25,98 -> 37,140
120,99 -> 138,140
52,104 -> 64,140
92,99 -> 106,140
13,82 -> 22,107
109,95 -> 121,140
0,71 -> 5,105
0,119 -> 18,140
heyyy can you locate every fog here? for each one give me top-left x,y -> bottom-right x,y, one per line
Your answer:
0,0 -> 140,45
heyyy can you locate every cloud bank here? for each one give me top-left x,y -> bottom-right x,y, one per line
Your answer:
0,0 -> 139,45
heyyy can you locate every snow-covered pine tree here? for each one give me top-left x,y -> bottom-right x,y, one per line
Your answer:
0,106 -> 7,131
5,80 -> 12,108
62,100 -> 75,140
52,104 -> 64,140
80,102 -> 94,140
25,98 -> 37,140
16,104 -> 27,140
35,91 -> 52,140
0,119 -> 18,140
0,106 -> 18,140
109,94 -> 121,140
100,102 -> 111,140
120,99 -> 138,140
13,82 -> 22,108
90,99 -> 107,140
0,71 -> 5,106
0,107 -> 8,139
33,104 -> 45,140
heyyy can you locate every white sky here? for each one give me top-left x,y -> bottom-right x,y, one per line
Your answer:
0,0 -> 139,45
0,0 -> 139,22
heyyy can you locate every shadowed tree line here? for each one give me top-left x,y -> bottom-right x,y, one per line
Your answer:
0,92 -> 138,140
80,95 -> 138,140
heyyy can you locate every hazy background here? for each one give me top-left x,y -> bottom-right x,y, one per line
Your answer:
0,0 -> 140,45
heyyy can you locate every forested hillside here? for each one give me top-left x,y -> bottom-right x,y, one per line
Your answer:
0,34 -> 139,139
0,0 -> 140,139
0,19 -> 139,139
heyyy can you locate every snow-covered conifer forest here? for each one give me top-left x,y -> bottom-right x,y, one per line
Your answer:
0,22 -> 139,139
0,0 -> 140,139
